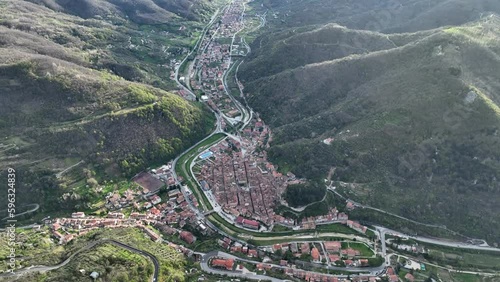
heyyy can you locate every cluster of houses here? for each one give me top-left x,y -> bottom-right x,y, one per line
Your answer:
49,212 -> 159,244
194,118 -> 291,228
267,241 -> 373,268
217,237 -> 259,258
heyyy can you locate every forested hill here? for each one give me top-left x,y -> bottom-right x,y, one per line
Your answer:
0,0 -> 218,218
240,6 -> 500,244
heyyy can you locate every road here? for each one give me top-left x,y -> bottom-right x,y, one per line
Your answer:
327,184 -> 500,253
174,5 -> 225,101
376,226 -> 500,254
1,204 -> 39,221
201,250 -> 384,279
171,0 -> 500,279
200,251 -> 287,282
0,239 -> 160,282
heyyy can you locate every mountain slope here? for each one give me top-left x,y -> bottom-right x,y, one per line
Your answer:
27,0 -> 216,23
0,0 -> 217,218
243,23 -> 437,81
240,16 -> 500,243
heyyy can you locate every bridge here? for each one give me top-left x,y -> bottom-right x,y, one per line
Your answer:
203,210 -> 216,216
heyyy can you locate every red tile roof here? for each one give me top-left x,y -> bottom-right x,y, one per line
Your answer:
211,259 -> 234,270
311,247 -> 320,261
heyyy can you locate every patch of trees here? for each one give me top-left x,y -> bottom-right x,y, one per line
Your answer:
284,181 -> 326,208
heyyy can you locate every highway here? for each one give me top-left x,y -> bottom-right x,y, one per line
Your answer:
376,226 -> 500,254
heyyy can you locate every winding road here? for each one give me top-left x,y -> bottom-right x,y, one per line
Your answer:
0,239 -> 160,282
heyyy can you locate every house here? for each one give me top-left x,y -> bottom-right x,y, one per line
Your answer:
248,249 -> 258,258
346,201 -> 355,210
51,223 -> 61,231
405,273 -> 415,282
387,267 -> 395,275
52,231 -> 63,242
180,231 -> 197,244
63,234 -> 74,244
211,258 -> 234,271
338,212 -> 348,221
341,248 -> 359,259
280,260 -> 288,266
168,188 -> 182,198
150,195 -> 162,205
273,244 -> 282,252
404,260 -> 421,271
389,275 -> 399,282
143,227 -> 161,243
71,212 -> 85,218
329,255 -> 340,263
235,216 -> 260,230
301,243 -> 311,254
311,247 -> 320,262
324,241 -> 341,253
107,212 -> 125,219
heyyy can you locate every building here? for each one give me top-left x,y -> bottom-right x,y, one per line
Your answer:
211,258 -> 234,271
180,231 -> 197,244
235,216 -> 259,230
389,275 -> 399,282
324,241 -> 341,253
301,243 -> 311,254
311,247 -> 320,262
143,227 -> 161,242
405,273 -> 415,282
71,212 -> 85,218
404,260 -> 422,271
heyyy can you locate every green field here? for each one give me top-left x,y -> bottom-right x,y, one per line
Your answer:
341,242 -> 375,257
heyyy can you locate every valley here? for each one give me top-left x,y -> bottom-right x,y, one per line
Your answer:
1,0 -> 500,282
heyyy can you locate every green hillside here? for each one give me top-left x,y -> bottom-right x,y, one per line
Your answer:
0,0 -> 218,219
243,23 -> 436,81
27,0 -> 218,23
240,16 -> 500,244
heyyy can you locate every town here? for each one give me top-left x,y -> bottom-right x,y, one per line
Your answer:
37,0 -> 424,279
5,0 -> 497,282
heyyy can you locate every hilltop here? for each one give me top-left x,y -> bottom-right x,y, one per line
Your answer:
240,16 -> 500,244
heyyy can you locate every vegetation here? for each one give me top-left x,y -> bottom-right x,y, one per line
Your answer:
0,227 -> 186,281
240,14 -> 500,245
175,133 -> 226,211
284,181 -> 326,208
0,0 -> 223,221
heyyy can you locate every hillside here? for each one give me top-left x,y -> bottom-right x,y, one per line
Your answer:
0,0 -> 217,218
0,227 -> 186,282
240,16 -> 500,244
27,0 -> 217,23
242,23 -> 437,81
